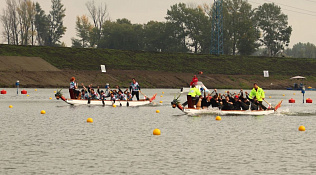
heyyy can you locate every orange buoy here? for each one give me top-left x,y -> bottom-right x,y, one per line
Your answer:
216,116 -> 221,120
306,98 -> 313,103
21,90 -> 27,94
289,98 -> 295,103
153,128 -> 161,135
299,125 -> 306,131
1,90 -> 6,94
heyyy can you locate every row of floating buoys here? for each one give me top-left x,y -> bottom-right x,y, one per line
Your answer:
289,98 -> 313,103
1,89 -> 28,94
153,93 -> 165,135
160,92 -> 164,103
9,106 -> 46,114
216,115 -> 306,132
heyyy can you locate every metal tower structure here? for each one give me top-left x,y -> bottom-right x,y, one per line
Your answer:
210,0 -> 224,55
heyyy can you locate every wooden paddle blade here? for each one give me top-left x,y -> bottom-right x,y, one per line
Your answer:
150,93 -> 157,102
127,101 -> 129,107
274,100 -> 283,111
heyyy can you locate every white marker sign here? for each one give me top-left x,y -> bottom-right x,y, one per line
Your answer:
101,65 -> 106,73
263,70 -> 269,77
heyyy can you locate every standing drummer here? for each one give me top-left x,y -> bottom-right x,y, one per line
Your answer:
129,78 -> 141,101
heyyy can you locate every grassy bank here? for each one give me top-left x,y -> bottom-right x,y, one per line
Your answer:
1,44 -> 316,76
1,44 -> 316,89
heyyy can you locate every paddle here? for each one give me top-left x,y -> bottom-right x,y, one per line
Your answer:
263,99 -> 271,106
87,88 -> 91,104
112,99 -> 116,106
102,97 -> 105,106
82,83 -> 90,104
139,90 -> 148,99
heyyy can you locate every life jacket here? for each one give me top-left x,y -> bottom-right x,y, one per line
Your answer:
249,87 -> 265,101
188,87 -> 201,97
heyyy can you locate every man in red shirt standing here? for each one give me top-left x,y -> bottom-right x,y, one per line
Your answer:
190,75 -> 198,86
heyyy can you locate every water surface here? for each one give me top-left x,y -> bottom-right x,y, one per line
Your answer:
0,88 -> 316,174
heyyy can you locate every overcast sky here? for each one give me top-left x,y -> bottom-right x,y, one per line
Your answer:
1,0 -> 316,48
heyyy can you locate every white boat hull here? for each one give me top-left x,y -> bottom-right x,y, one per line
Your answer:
64,99 -> 151,107
55,93 -> 157,107
183,107 -> 276,116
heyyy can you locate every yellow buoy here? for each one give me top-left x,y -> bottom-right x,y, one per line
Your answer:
49,97 -> 52,100
40,110 -> 46,114
9,105 -> 13,108
160,95 -> 163,97
216,116 -> 221,120
153,128 -> 161,135
35,89 -> 37,91
27,95 -> 30,97
54,91 -> 56,93
293,93 -> 295,95
156,110 -> 160,113
159,101 -> 163,103
299,125 -> 305,131
282,94 -> 285,96
113,104 -> 116,108
162,92 -> 164,94
269,96 -> 271,98
87,118 -> 93,123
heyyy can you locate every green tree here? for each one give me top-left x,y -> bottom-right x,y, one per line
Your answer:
186,5 -> 211,53
98,19 -> 144,50
71,38 -> 83,48
34,2 -> 49,46
47,0 -> 66,46
222,0 -> 259,55
166,3 -> 211,53
72,15 -> 92,48
255,3 -> 292,56
143,21 -> 169,52
285,42 -> 316,58
165,3 -> 190,53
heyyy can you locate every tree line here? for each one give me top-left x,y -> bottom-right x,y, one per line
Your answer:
1,0 -> 310,57
0,0 -> 66,46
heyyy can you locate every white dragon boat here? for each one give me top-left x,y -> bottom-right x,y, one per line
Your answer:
171,95 -> 283,116
178,107 -> 279,116
55,90 -> 156,107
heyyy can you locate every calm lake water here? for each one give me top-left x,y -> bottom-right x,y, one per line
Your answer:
1,88 -> 316,174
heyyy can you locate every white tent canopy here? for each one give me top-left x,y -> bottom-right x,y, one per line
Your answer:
290,76 -> 306,79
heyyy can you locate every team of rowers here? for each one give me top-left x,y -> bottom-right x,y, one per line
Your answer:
69,77 -> 145,101
185,83 -> 272,110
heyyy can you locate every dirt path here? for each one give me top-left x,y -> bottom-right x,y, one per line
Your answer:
0,56 -> 60,71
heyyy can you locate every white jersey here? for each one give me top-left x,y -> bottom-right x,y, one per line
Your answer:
70,81 -> 76,89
